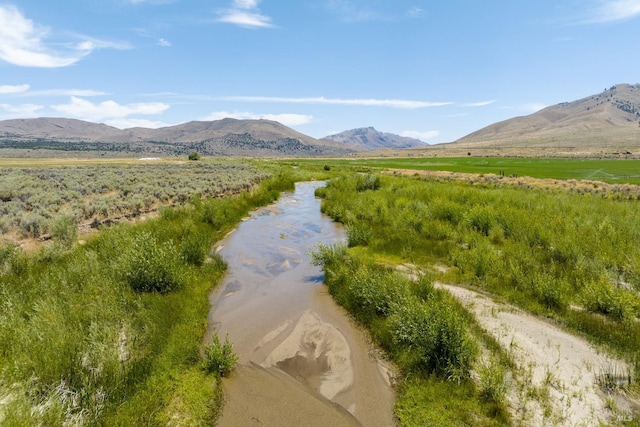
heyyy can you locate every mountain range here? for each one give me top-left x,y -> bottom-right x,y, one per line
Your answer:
322,127 -> 426,150
1,83 -> 639,157
0,118 -> 352,157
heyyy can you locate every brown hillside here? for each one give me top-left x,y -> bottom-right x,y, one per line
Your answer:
453,83 -> 640,154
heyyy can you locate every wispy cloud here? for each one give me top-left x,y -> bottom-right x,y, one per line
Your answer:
218,0 -> 275,28
462,99 -> 498,107
0,103 -> 43,117
0,5 -> 128,67
157,38 -> 171,47
20,89 -> 107,97
401,130 -> 439,142
52,96 -> 169,122
203,110 -> 313,126
0,84 -> 30,94
580,0 -> 640,23
463,100 -> 497,107
221,95 -> 452,109
407,7 -> 425,18
325,0 -> 380,22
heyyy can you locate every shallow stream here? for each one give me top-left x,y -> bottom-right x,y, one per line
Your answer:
207,181 -> 395,426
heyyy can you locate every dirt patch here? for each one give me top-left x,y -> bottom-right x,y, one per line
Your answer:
437,283 -> 629,426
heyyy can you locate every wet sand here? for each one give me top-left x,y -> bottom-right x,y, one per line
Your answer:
208,182 -> 396,426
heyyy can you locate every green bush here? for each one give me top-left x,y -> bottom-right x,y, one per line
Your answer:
51,215 -> 78,249
122,232 -> 187,293
345,221 -> 373,247
390,297 -> 476,380
203,334 -> 238,377
180,229 -> 211,266
313,245 -> 476,381
356,173 -> 381,191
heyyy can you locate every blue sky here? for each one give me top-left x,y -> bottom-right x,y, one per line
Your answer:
0,0 -> 639,144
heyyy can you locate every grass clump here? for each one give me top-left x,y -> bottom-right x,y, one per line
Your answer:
204,334 -> 238,378
121,231 -> 187,293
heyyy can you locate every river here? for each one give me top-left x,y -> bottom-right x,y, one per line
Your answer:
207,181 -> 396,426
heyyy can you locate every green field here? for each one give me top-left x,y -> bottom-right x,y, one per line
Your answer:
298,157 -> 640,184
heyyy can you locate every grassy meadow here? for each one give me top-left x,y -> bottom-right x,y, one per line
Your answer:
312,171 -> 640,425
0,160 -> 314,425
297,157 -> 640,184
1,156 -> 639,425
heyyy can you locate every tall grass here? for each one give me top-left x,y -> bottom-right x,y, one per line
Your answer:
315,172 -> 640,424
312,244 -> 508,425
0,171 -> 295,425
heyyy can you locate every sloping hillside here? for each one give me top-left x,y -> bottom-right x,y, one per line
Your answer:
454,84 -> 640,153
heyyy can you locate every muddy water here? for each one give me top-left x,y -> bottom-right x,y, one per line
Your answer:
208,181 -> 396,427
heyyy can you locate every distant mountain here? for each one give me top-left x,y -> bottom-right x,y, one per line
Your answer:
322,127 -> 427,151
0,117 -> 351,157
454,84 -> 640,152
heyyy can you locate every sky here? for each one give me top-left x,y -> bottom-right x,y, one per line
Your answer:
0,1 -> 639,144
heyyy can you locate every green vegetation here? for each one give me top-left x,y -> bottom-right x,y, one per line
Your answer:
0,159 -> 267,239
314,172 -> 640,425
188,151 -> 201,161
297,157 -> 640,184
204,334 -> 238,378
0,169 -> 295,425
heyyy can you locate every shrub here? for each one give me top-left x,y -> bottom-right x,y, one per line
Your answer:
188,152 -> 201,161
355,173 -> 380,191
390,297 -> 476,380
181,231 -> 211,266
122,232 -> 187,293
345,221 -> 372,247
51,215 -> 78,249
478,361 -> 508,405
203,334 -> 237,377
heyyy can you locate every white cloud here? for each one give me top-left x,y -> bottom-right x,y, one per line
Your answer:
221,95 -> 452,109
218,0 -> 274,28
463,100 -> 497,107
582,0 -> 640,23
157,38 -> 171,47
401,130 -> 439,142
203,111 -> 313,126
52,96 -> 169,122
0,5 -> 83,67
0,103 -> 43,117
0,84 -> 30,94
0,5 -> 128,68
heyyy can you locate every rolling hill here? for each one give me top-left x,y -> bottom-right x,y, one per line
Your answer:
452,83 -> 640,154
0,117 -> 350,157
